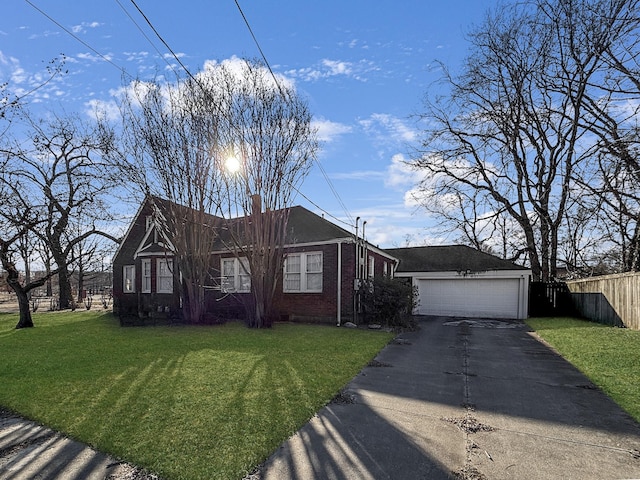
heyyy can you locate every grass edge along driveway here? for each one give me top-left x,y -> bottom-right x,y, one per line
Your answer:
527,316 -> 640,423
0,311 -> 394,480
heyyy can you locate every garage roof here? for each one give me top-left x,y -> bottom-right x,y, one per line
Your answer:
385,245 -> 529,273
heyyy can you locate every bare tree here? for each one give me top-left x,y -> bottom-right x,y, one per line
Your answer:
0,112 -> 121,309
117,70 -> 229,324
0,157 -> 61,328
413,0 -> 640,281
573,15 -> 640,272
218,59 -> 317,327
117,57 -> 317,327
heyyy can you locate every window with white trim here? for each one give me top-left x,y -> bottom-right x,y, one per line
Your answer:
123,265 -> 135,293
141,259 -> 151,293
368,256 -> 375,278
157,258 -> 173,293
383,261 -> 388,278
284,252 -> 323,293
221,257 -> 251,293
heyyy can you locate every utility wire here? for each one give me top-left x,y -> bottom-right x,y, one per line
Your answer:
133,0 -> 355,227
314,158 -> 355,225
290,184 -> 356,229
25,0 -> 130,77
129,0 -> 199,84
232,0 -> 355,225
114,0 -> 179,75
233,0 -> 285,97
28,0 -> 357,230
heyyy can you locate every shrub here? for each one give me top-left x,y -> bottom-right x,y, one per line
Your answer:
359,277 -> 418,328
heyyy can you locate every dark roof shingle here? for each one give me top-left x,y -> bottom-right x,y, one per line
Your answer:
385,245 -> 528,273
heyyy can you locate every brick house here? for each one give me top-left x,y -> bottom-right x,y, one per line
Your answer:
112,196 -> 398,324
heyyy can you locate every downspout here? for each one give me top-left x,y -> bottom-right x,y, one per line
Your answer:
362,221 -> 368,278
337,241 -> 342,326
517,276 -> 522,320
354,217 -> 360,325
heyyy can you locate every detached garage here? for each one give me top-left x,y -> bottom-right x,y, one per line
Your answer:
386,245 -> 531,319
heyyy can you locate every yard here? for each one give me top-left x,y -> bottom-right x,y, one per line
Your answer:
527,316 -> 640,422
0,311 -> 394,480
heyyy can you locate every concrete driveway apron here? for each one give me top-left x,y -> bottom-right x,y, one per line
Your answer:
259,317 -> 640,480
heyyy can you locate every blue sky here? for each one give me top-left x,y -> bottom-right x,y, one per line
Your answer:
1,1 -> 493,248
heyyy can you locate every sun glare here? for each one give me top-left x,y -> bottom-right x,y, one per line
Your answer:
225,156 -> 242,174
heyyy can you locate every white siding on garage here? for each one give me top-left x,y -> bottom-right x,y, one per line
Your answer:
417,277 -> 521,318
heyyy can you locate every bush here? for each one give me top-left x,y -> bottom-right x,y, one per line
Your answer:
359,277 -> 418,328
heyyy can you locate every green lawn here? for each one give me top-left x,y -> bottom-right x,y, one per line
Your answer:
527,317 -> 640,422
0,311 -> 394,480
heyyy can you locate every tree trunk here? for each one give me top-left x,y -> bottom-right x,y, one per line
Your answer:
77,259 -> 84,300
57,266 -> 73,310
3,262 -> 34,329
14,287 -> 33,329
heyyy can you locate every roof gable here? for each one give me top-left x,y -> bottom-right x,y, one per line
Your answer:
118,197 -> 376,260
385,245 -> 529,273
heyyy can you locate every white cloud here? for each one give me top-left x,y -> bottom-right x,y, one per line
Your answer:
71,22 -> 102,34
385,153 -> 417,188
0,52 -> 28,84
28,30 -> 60,40
163,52 -> 186,60
76,52 -> 112,63
200,56 -> 296,92
359,113 -> 418,144
85,98 -> 120,122
329,170 -> 384,181
313,118 -> 352,142
124,51 -> 150,63
322,59 -> 352,76
403,187 -> 429,208
346,203 -> 440,247
11,66 -> 27,84
285,58 -> 377,82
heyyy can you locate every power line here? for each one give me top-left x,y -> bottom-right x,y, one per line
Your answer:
114,0 -> 179,75
25,0 -> 130,77
314,157 -> 355,225
233,0 -> 285,96
27,0 -> 356,230
128,0 -> 198,83
290,184 -> 355,229
232,0 -> 355,226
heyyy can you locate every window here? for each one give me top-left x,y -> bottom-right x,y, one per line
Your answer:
141,259 -> 152,293
383,261 -> 388,278
284,252 -> 323,293
157,258 -> 173,293
123,265 -> 135,293
221,257 -> 251,293
368,256 -> 375,278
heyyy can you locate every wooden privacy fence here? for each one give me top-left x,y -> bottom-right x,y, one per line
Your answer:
566,272 -> 640,330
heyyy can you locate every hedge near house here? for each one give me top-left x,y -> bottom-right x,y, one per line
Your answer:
359,277 -> 418,328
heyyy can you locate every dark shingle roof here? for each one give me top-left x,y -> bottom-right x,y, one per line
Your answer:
285,206 -> 352,244
385,245 -> 528,273
211,205 -> 353,250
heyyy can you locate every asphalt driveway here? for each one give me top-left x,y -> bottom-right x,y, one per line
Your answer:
258,317 -> 640,480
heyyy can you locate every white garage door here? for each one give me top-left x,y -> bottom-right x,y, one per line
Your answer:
416,278 -> 520,318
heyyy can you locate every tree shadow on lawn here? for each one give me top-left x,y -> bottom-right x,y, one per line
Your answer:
12,336 -> 400,479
